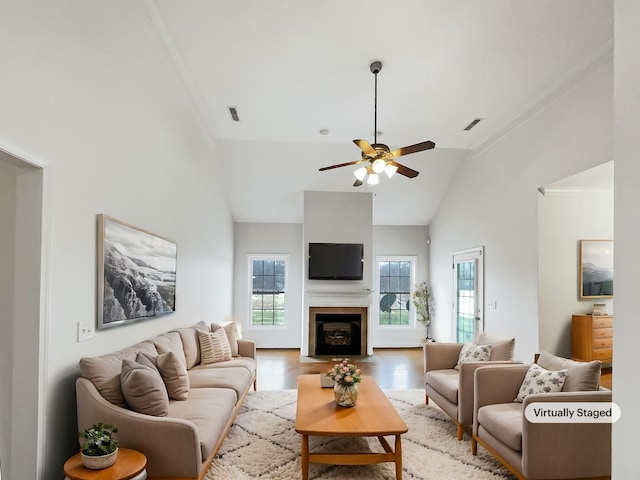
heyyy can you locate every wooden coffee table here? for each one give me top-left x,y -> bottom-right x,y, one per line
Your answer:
295,374 -> 408,480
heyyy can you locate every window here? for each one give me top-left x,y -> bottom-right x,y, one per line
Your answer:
249,255 -> 287,327
377,257 -> 416,326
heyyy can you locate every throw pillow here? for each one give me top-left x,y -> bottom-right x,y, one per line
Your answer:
477,333 -> 515,361
455,343 -> 492,370
212,322 -> 240,357
536,351 -> 601,392
198,328 -> 233,365
120,358 -> 169,416
514,364 -> 568,402
156,351 -> 190,401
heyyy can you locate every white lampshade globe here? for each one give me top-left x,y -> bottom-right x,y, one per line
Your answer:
372,159 -> 387,174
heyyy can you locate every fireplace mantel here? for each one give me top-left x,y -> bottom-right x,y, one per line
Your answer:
303,289 -> 374,356
305,289 -> 373,296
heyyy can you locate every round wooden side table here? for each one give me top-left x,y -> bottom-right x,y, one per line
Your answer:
64,447 -> 147,480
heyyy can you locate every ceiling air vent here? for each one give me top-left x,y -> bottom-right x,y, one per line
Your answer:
228,107 -> 240,122
463,118 -> 483,131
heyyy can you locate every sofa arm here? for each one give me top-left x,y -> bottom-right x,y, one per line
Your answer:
76,377 -> 203,478
521,390 -> 612,479
424,343 -> 464,373
456,361 -> 521,424
237,339 -> 256,359
474,364 -> 530,410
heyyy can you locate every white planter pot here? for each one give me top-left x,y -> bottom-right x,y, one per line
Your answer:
81,448 -> 118,469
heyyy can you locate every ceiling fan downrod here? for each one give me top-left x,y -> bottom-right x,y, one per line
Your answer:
370,61 -> 382,145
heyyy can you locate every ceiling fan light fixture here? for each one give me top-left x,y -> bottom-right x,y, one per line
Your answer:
385,163 -> 398,178
372,158 -> 387,174
367,173 -> 379,185
354,166 -> 368,181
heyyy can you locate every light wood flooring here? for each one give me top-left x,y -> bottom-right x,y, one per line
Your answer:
256,348 -> 425,390
255,348 -> 612,391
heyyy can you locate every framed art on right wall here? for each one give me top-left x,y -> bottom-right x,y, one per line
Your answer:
579,240 -> 613,299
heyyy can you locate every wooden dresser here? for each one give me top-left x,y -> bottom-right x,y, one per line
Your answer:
571,314 -> 613,363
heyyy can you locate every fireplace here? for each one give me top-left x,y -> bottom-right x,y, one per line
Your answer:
315,313 -> 361,355
308,306 -> 367,356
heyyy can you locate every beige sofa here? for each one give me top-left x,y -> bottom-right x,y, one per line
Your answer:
76,321 -> 256,479
424,333 -> 518,440
472,352 -> 610,480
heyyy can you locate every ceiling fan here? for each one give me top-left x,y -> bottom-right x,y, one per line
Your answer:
319,61 -> 435,187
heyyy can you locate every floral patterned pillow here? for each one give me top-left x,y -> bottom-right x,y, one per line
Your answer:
454,343 -> 492,370
514,364 -> 568,402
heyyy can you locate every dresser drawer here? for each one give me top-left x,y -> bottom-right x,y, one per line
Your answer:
592,337 -> 612,349
592,347 -> 612,361
592,316 -> 613,328
592,327 -> 613,339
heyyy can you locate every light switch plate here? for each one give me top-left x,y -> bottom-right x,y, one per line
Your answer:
77,322 -> 94,342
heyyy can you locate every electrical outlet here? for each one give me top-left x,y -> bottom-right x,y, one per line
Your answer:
77,322 -> 94,342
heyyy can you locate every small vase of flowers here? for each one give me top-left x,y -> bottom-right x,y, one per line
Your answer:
326,359 -> 362,407
79,423 -> 119,470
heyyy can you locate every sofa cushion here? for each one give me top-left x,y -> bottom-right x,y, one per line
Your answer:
167,388 -> 237,461
455,343 -> 492,370
188,365 -> 251,399
173,321 -> 210,369
150,331 -> 187,368
198,329 -> 232,364
477,333 -> 515,361
515,364 -> 567,402
537,351 -> 601,392
121,358 -> 169,416
156,351 -> 190,401
194,356 -> 257,377
477,403 -> 524,452
425,369 -> 459,404
79,341 -> 158,408
212,322 -> 240,357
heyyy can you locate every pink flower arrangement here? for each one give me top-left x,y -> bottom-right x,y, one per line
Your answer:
326,359 -> 362,386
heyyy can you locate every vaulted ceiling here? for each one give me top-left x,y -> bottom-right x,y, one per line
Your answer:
145,0 -> 612,224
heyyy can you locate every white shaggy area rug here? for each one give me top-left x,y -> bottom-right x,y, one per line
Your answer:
206,389 -> 517,480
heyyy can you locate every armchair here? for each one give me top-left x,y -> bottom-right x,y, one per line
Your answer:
424,333 -> 517,440
472,354 -> 610,480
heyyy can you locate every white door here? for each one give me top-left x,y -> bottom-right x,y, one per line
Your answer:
453,247 -> 484,343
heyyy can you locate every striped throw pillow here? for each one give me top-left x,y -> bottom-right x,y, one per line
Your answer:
197,328 -> 232,364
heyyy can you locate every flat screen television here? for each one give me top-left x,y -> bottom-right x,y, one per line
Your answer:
308,243 -> 364,280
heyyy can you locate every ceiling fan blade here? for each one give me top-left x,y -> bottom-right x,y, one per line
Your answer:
390,140 -> 435,158
353,139 -> 376,156
390,161 -> 420,178
353,179 -> 363,187
319,160 -> 361,171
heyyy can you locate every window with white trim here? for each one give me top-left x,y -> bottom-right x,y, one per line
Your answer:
377,256 -> 416,326
248,255 -> 287,327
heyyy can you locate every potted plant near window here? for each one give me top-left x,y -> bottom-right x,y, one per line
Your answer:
78,423 -> 119,470
413,282 -> 434,342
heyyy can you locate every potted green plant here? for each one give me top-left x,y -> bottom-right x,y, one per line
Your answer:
413,282 -> 434,341
78,423 -> 119,469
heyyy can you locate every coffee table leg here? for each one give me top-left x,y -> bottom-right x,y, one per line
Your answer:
395,434 -> 402,479
301,434 -> 309,480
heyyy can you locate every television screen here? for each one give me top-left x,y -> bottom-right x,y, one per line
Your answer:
308,243 -> 364,280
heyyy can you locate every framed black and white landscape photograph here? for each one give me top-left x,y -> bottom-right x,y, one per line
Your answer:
98,214 -> 177,329
579,240 -> 613,299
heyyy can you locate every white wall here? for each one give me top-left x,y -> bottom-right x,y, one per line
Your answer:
0,2 -> 235,477
233,223 -> 303,348
613,0 -> 640,475
372,225 -> 430,346
0,159 -> 17,480
429,59 -> 613,363
538,186 -> 614,358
